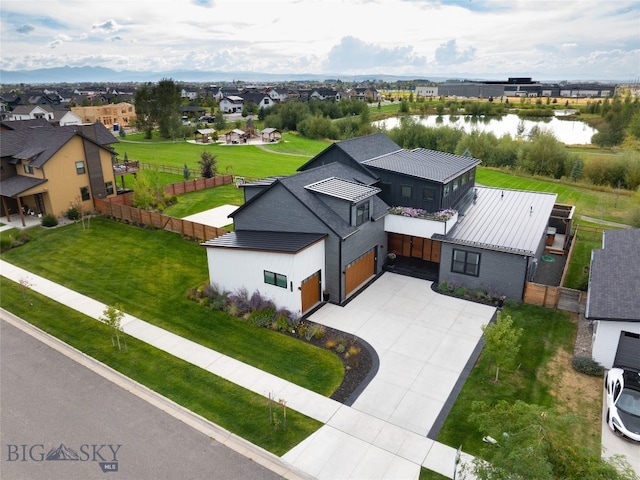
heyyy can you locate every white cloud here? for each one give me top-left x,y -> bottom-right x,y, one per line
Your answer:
0,0 -> 637,79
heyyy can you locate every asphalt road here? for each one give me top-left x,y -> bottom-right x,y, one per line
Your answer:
0,319 -> 283,480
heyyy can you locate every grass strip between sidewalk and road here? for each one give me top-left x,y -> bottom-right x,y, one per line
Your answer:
0,276 -> 322,456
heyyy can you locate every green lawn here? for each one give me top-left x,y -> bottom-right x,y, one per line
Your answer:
0,276 -> 321,456
437,304 -> 581,456
476,168 -> 633,224
163,184 -> 244,219
117,132 -> 328,180
563,224 -> 605,290
0,218 -> 344,396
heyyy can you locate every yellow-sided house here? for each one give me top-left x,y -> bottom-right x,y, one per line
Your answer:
0,119 -> 119,225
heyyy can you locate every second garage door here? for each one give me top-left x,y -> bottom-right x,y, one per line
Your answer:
345,248 -> 375,296
614,331 -> 640,370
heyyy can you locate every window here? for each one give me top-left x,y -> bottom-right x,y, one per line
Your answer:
461,174 -> 467,186
401,185 -> 412,198
80,186 -> 90,201
264,270 -> 287,288
105,181 -> 114,195
453,179 -> 459,191
443,183 -> 450,196
75,161 -> 86,175
23,164 -> 34,174
423,187 -> 435,202
451,249 -> 480,276
356,202 -> 370,226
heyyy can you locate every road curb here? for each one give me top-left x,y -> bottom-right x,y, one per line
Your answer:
0,309 -> 313,480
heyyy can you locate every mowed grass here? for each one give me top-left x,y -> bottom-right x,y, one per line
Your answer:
476,167 -> 633,224
0,218 -> 344,396
163,183 -> 244,219
117,132 -> 328,179
437,305 -> 580,455
0,277 -> 321,455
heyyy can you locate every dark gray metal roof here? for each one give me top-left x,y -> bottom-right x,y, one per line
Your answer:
586,228 -> 640,322
362,148 -> 481,184
232,162 -> 383,239
336,133 -> 402,163
305,177 -> 381,202
0,175 -> 47,196
202,230 -> 326,252
440,186 -> 557,255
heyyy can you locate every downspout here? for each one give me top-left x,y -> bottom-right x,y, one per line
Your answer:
338,237 -> 343,304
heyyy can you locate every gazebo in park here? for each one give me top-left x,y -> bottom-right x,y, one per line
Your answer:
225,129 -> 247,144
194,128 -> 216,143
260,127 -> 282,143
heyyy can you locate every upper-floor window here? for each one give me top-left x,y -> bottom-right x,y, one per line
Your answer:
264,270 -> 287,288
461,174 -> 467,186
356,202 -> 370,226
453,179 -> 459,191
423,187 -> 435,202
443,183 -> 450,196
105,181 -> 114,195
23,164 -> 34,174
451,249 -> 480,277
75,161 -> 86,175
401,185 -> 412,198
80,186 -> 90,201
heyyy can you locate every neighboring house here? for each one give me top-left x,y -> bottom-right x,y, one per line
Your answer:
181,89 -> 198,100
586,228 -> 640,370
266,88 -> 288,103
416,86 -> 439,97
309,88 -> 343,102
51,110 -> 82,126
0,120 -> 119,226
70,102 -> 136,131
349,87 -> 381,102
240,92 -> 274,110
203,133 -> 567,315
10,105 -> 55,121
219,95 -> 244,113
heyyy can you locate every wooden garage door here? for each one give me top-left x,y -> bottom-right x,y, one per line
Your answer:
301,271 -> 321,313
388,233 -> 441,263
345,248 -> 375,296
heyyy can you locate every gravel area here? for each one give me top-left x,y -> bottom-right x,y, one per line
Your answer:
573,312 -> 594,359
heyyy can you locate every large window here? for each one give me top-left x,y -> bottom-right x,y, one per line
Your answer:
452,249 -> 480,276
75,161 -> 86,175
401,185 -> 412,198
356,202 -> 370,226
264,270 -> 287,288
80,186 -> 90,201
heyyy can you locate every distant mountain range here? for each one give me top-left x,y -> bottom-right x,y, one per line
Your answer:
0,65 -> 631,84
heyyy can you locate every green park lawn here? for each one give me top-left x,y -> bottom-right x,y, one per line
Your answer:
0,218 -> 344,397
117,132 -> 328,180
0,276 -> 321,456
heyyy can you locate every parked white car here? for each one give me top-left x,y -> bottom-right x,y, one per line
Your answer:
605,368 -> 640,442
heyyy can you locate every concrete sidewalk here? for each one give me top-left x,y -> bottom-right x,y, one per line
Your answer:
0,260 -> 477,479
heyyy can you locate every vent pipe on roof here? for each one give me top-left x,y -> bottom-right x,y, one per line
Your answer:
473,188 -> 478,204
530,206 -> 533,216
501,191 -> 504,199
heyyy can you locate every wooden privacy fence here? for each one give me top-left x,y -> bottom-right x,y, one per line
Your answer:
94,174 -> 234,242
523,284 -> 584,313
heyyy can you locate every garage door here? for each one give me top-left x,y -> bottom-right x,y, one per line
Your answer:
300,271 -> 321,314
613,331 -> 640,370
345,248 -> 375,296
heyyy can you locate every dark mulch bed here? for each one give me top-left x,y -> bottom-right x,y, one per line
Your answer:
282,321 -> 377,405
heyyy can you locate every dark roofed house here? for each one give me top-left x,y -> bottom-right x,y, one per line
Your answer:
586,228 -> 640,370
203,133 -> 571,316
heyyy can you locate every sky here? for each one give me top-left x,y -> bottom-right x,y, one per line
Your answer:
1,0 -> 639,81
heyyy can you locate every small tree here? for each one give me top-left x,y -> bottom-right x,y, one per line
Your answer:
198,151 -> 217,179
481,313 -> 522,382
183,163 -> 191,180
100,304 -> 127,352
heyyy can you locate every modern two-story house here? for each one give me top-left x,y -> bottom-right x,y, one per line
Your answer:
203,133 -> 564,316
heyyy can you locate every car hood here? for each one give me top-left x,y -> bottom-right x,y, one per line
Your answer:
618,409 -> 640,435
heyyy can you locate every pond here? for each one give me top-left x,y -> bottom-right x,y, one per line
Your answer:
373,113 -> 598,145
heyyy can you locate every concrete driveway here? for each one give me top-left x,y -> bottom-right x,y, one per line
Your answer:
309,272 -> 496,437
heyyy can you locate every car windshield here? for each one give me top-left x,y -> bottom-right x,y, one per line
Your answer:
617,388 -> 640,416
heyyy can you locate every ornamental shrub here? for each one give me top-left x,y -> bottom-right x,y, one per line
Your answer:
67,206 -> 81,221
572,356 -> 604,376
41,214 -> 58,227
